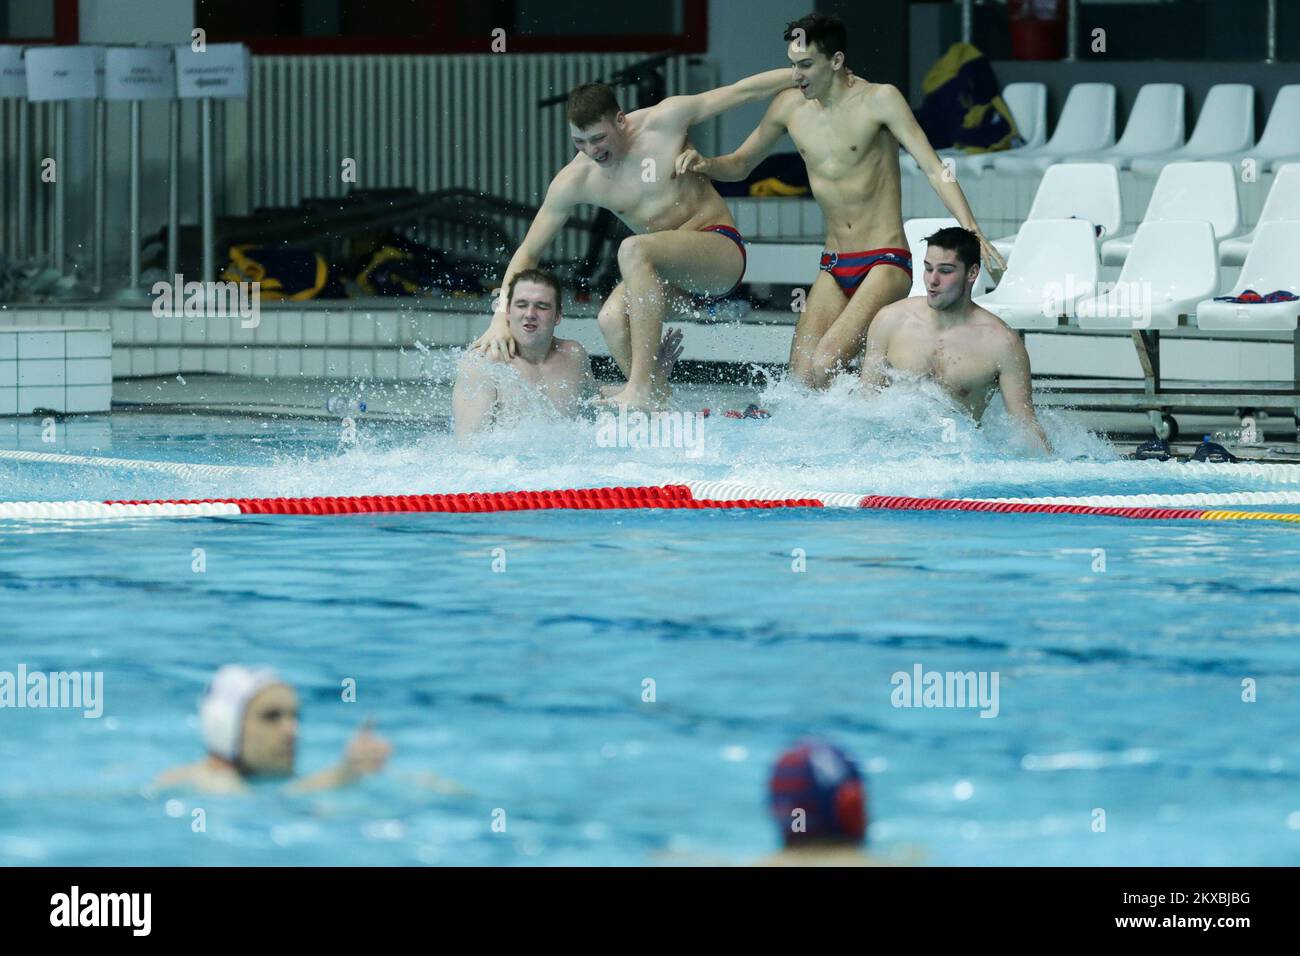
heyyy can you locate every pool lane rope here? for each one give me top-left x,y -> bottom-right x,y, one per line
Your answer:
1,481 -> 1299,523
0,448 -> 253,478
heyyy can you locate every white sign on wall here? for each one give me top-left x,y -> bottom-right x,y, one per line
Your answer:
24,46 -> 99,101
105,47 -> 176,101
0,46 -> 27,98
174,43 -> 249,100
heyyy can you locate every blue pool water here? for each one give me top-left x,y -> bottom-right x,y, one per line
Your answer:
2,377 -> 1299,866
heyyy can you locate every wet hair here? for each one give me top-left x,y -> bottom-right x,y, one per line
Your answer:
924,227 -> 981,274
565,82 -> 621,129
784,12 -> 847,60
507,268 -> 562,313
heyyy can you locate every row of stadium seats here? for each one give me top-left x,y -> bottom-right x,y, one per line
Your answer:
902,82 -> 1300,178
975,213 -> 1299,333
992,161 -> 1300,266
741,164 -> 1299,333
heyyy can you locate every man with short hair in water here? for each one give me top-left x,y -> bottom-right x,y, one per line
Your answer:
472,70 -> 796,411
676,12 -> 1006,389
455,268 -> 682,437
154,665 -> 392,794
861,227 -> 1051,454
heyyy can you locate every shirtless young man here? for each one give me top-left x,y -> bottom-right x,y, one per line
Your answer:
676,12 -> 1006,389
472,70 -> 795,411
454,268 -> 682,437
861,227 -> 1051,454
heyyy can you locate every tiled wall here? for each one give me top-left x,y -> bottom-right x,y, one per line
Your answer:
0,303 -> 1294,390
0,326 -> 112,415
0,307 -> 486,382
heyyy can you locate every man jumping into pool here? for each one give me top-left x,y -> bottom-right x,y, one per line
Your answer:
472,68 -> 797,411
861,227 -> 1050,454
676,12 -> 1006,389
455,268 -> 683,437
154,665 -> 392,795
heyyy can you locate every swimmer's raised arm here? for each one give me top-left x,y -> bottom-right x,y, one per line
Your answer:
876,84 -> 1006,278
473,170 -> 581,359
288,721 -> 391,795
452,353 -> 499,438
996,333 -> 1052,455
676,92 -> 795,182
656,69 -> 794,132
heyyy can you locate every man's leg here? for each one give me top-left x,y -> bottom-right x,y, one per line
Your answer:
789,270 -> 849,385
604,230 -> 743,409
597,290 -> 692,399
596,282 -> 632,378
802,265 -> 911,389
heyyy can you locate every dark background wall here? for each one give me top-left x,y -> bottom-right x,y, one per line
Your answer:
818,0 -> 910,94
909,0 -> 1298,136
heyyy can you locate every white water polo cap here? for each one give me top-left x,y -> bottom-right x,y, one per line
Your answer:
200,665 -> 285,761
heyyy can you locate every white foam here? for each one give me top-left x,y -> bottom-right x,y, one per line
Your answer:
4,373 -> 1298,505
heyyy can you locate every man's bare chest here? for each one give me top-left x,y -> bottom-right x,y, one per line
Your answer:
788,110 -> 887,177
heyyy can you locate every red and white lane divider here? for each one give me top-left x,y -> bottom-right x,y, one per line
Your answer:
972,490 -> 1300,508
1,481 -> 1298,523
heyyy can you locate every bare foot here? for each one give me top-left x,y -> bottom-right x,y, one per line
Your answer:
598,383 -> 666,412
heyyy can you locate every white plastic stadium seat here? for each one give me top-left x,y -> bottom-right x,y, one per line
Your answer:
1100,161 -> 1240,266
1195,221 -> 1300,332
1129,84 -> 1255,175
903,218 -> 994,297
1205,85 -> 1300,175
973,219 -> 1099,330
1076,221 -> 1218,331
949,82 -> 1049,176
1220,163 -> 1300,265
1071,83 -> 1185,170
991,163 -> 1122,258
1254,86 -> 1300,173
991,83 -> 1116,175
1000,82 -> 1050,150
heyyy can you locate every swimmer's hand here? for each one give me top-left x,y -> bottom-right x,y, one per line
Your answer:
287,720 -> 392,794
471,317 -> 517,361
655,327 -> 684,381
675,147 -> 712,179
340,720 -> 393,782
977,233 -> 1007,284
